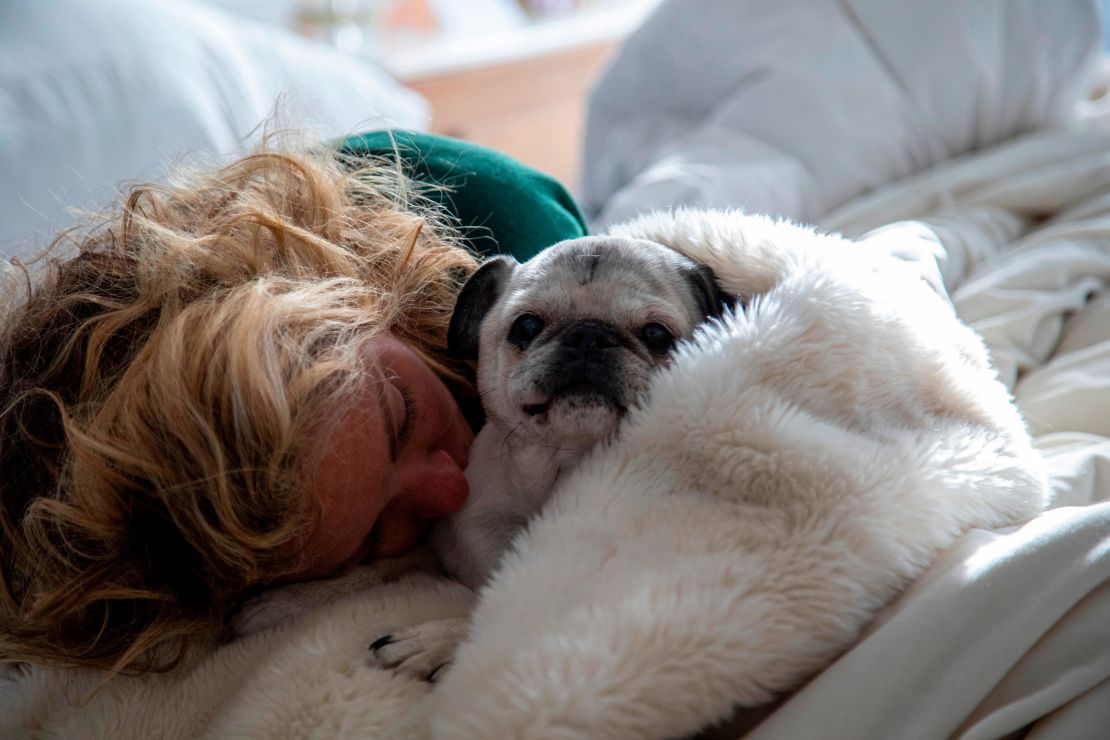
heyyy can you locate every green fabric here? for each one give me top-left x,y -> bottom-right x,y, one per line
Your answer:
338,131 -> 588,262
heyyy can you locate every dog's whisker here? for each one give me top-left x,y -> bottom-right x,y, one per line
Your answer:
497,423 -> 525,464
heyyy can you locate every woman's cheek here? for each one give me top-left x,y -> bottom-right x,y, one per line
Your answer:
373,500 -> 428,557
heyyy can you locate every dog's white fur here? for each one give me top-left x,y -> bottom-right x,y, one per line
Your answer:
428,210 -> 1048,738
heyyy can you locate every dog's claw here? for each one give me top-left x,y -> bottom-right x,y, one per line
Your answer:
366,617 -> 469,682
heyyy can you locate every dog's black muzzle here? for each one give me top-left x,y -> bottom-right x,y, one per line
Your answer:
532,320 -> 627,407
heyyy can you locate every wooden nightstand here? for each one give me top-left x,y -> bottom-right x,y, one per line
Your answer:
377,1 -> 659,192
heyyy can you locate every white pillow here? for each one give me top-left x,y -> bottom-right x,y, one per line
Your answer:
0,0 -> 429,257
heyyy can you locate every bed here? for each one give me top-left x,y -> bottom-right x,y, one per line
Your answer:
3,1 -> 1109,738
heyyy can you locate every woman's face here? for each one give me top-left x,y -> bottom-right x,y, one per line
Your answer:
293,334 -> 474,580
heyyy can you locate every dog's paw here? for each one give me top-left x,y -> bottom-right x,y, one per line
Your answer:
367,617 -> 469,682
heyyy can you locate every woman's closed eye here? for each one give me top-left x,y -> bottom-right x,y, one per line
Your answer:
388,382 -> 416,462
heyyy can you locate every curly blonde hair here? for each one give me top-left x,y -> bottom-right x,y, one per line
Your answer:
0,141 -> 478,674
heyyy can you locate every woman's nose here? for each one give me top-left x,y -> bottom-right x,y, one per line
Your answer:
400,447 -> 470,519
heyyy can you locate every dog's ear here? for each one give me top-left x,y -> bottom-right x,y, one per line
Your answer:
684,263 -> 737,321
448,255 -> 517,360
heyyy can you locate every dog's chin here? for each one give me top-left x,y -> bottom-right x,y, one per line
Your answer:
520,390 -> 625,441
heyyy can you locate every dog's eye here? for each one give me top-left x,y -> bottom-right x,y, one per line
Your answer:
640,322 -> 675,354
508,314 -> 545,348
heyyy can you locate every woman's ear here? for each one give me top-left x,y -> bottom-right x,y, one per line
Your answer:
447,256 -> 517,360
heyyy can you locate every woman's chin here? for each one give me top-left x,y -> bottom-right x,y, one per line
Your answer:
374,514 -> 429,559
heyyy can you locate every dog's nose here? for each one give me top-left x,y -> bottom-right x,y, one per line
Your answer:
561,322 -> 620,350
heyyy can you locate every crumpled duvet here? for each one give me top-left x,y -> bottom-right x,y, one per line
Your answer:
582,0 -> 1102,231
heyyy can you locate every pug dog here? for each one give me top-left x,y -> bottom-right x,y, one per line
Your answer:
431,235 -> 734,588
367,235 -> 733,680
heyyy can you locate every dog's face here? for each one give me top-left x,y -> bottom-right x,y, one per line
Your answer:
449,236 -> 733,446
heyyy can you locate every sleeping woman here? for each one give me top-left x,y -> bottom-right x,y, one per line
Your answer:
0,131 -> 588,674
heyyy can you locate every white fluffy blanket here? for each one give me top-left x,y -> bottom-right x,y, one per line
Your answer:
429,210 -> 1048,739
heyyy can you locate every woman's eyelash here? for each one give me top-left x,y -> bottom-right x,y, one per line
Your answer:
396,384 -> 416,445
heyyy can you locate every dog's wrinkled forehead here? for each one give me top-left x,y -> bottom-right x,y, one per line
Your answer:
447,235 -> 733,361
511,236 -> 699,309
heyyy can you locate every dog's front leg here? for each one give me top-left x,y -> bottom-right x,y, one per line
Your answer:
368,616 -> 471,682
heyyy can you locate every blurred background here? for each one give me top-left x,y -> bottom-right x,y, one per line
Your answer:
193,0 -> 666,188
200,0 -> 659,188
0,0 -> 658,252
1,0 -> 1105,254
